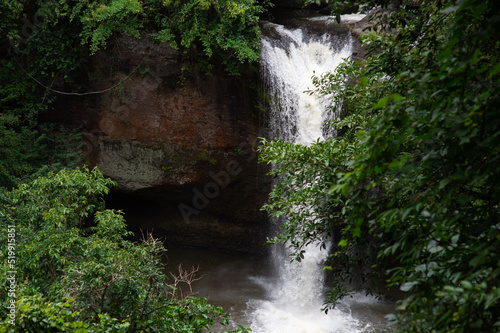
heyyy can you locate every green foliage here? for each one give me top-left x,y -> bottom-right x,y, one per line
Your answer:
261,0 -> 500,332
75,0 -> 269,74
149,0 -> 269,74
0,295 -> 130,332
0,0 -> 86,187
3,0 -> 268,75
0,62 -> 83,188
77,0 -> 144,54
0,167 -> 248,332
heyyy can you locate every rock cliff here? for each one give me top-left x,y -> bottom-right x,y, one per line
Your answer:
51,33 -> 271,253
47,11 -> 366,254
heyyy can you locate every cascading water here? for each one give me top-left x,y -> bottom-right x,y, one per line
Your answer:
247,24 -> 366,333
261,24 -> 350,142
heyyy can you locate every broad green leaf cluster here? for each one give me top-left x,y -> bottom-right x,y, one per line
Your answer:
0,167 -> 249,332
2,0 -> 270,75
260,0 -> 500,331
149,0 -> 269,74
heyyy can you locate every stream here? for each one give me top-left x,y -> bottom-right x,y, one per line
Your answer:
164,246 -> 394,333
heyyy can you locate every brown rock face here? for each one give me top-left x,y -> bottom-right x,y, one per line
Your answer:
53,33 -> 271,253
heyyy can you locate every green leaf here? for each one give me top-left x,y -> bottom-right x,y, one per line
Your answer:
400,282 -> 416,292
374,96 -> 389,109
460,280 -> 472,289
338,239 -> 348,248
359,76 -> 369,87
492,63 -> 500,76
391,93 -> 403,102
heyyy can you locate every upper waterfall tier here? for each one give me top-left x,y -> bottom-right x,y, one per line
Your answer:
260,23 -> 352,145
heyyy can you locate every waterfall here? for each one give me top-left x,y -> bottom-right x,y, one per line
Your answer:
248,24 -> 366,333
261,24 -> 351,142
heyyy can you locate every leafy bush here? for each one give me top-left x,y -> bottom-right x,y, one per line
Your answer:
0,167 -> 249,332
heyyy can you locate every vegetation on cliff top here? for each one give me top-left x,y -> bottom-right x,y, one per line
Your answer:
2,0 -> 269,74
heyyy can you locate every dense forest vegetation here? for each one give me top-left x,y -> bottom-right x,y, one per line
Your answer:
1,0 -> 499,332
260,0 -> 500,332
1,167 -> 253,332
0,0 -> 266,331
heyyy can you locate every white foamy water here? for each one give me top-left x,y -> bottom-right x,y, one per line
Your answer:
340,14 -> 367,23
261,25 -> 352,143
248,245 -> 368,333
164,247 -> 393,333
